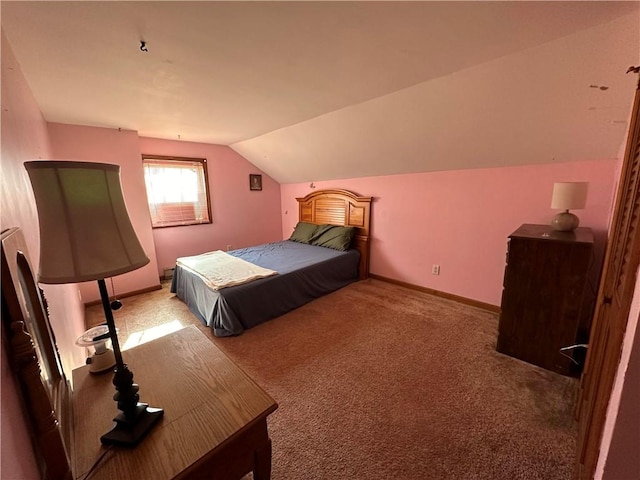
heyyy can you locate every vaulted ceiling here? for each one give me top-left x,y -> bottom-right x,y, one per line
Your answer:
2,1 -> 638,183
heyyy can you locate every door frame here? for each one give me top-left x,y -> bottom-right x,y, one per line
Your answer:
575,74 -> 640,479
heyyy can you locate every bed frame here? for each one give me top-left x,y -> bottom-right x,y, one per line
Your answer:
296,189 -> 372,279
1,227 -> 73,480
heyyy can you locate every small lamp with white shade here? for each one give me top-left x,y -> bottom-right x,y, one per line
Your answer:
550,182 -> 588,232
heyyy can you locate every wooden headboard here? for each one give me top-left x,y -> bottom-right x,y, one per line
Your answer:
1,227 -> 72,480
296,189 -> 372,279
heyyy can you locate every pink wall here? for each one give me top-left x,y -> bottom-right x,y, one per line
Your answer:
47,124 -> 162,303
1,31 -> 84,480
138,137 -> 282,274
281,159 -> 616,306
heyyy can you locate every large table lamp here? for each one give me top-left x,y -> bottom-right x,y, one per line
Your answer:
550,182 -> 588,232
24,160 -> 163,447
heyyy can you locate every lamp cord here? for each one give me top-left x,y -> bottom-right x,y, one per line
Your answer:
109,277 -> 118,302
109,277 -> 122,310
80,445 -> 114,480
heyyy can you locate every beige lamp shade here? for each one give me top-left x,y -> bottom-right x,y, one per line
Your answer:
25,161 -> 150,284
551,182 -> 588,211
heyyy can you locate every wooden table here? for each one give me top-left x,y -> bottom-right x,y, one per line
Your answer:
72,325 -> 278,479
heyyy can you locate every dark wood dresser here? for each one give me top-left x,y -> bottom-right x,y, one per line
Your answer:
496,224 -> 596,376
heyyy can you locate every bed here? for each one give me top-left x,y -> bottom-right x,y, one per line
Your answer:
171,189 -> 372,336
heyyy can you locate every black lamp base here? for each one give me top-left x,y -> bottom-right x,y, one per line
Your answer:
100,403 -> 164,447
96,279 -> 164,447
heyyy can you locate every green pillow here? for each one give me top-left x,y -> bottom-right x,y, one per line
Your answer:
289,222 -> 319,244
311,225 -> 355,251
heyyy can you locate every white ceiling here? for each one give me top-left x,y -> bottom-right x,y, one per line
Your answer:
2,1 -> 639,183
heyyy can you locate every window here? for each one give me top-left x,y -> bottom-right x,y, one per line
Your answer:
142,155 -> 212,228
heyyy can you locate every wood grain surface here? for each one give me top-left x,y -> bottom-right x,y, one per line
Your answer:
72,325 -> 277,479
296,189 -> 372,279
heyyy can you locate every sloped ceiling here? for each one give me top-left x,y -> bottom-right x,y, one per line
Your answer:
2,1 -> 639,183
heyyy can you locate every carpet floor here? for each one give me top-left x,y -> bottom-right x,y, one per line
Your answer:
86,278 -> 578,479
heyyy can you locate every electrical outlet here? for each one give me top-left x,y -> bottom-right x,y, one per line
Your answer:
226,244 -> 232,252
432,264 -> 440,275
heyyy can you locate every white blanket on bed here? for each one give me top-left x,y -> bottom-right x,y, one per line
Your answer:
176,250 -> 277,290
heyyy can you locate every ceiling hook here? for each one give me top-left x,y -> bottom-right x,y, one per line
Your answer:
140,41 -> 148,52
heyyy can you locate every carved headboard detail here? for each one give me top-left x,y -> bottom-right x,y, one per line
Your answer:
296,189 -> 372,279
1,227 -> 72,480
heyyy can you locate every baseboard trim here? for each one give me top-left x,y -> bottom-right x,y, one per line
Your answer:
369,274 -> 501,314
84,284 -> 163,308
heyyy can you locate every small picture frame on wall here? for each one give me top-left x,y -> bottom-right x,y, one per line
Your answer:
250,174 -> 262,191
